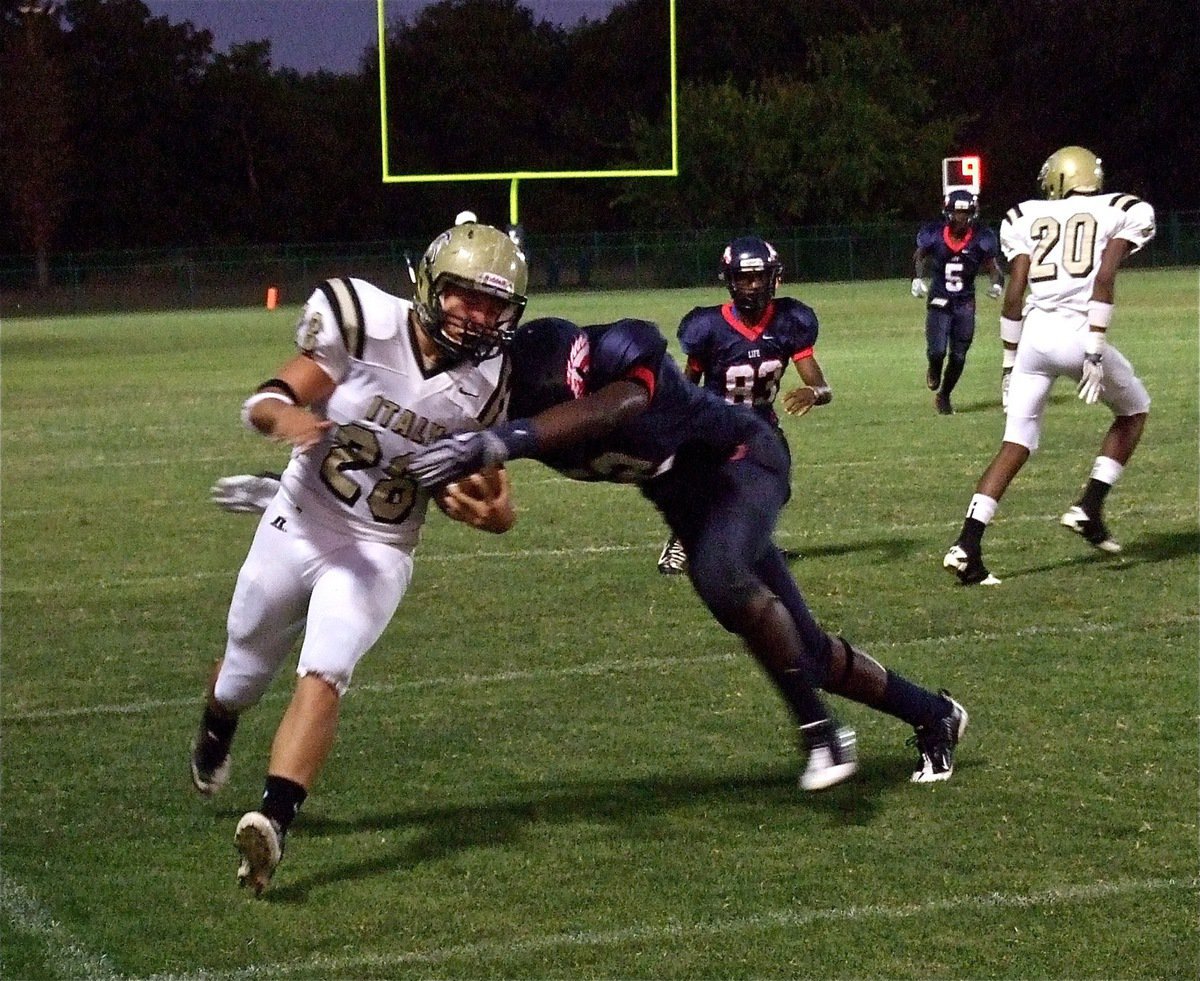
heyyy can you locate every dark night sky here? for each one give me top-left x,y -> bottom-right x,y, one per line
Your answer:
141,0 -> 623,74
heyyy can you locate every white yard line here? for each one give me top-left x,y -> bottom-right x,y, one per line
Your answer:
152,876 -> 1197,979
2,501 -> 1190,597
4,614 -> 1194,724
0,871 -> 119,980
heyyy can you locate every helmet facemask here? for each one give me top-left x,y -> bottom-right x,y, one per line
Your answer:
414,224 -> 529,363
721,237 -> 783,322
943,190 -> 979,232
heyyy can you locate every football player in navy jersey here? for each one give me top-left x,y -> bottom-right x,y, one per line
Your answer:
655,236 -> 833,574
912,190 -> 1005,414
408,316 -> 969,790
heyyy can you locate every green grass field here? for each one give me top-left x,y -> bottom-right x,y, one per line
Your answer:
2,270 -> 1197,979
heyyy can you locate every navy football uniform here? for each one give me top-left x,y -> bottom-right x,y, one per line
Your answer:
914,219 -> 1001,412
507,317 -> 817,639
509,318 -> 766,484
409,316 -> 967,787
914,221 -> 999,305
676,298 -> 819,427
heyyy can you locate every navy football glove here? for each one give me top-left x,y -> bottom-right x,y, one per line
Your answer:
408,430 -> 510,488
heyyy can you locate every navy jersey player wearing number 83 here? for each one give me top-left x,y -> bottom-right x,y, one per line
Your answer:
657,236 -> 832,575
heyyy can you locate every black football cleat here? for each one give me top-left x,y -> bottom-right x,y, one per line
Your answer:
910,691 -> 969,783
942,544 -> 1000,586
1060,505 -> 1121,553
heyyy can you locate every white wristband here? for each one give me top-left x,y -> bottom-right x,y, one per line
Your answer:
241,391 -> 294,430
1000,316 -> 1023,344
1087,300 -> 1114,329
1002,348 -> 1017,369
1084,330 -> 1106,358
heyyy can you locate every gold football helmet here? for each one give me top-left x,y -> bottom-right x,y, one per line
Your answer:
414,222 -> 528,361
1038,146 -> 1104,200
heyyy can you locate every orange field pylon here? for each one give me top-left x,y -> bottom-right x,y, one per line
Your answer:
266,286 -> 279,310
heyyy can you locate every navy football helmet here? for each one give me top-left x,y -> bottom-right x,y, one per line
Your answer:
508,317 -> 591,418
720,236 -> 783,321
943,190 -> 979,227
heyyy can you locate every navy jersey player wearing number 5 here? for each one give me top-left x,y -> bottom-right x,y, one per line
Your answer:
657,236 -> 832,575
912,190 -> 1004,414
187,223 -> 526,895
407,316 -> 968,790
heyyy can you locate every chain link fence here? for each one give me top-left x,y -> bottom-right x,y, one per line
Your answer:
3,215 -> 1198,316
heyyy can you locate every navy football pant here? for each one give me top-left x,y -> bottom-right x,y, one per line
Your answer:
643,428 -> 832,683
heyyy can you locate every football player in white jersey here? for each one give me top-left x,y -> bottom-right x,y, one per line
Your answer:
942,146 -> 1156,585
189,222 -> 527,894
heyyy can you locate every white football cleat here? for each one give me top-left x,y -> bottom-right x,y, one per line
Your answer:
1060,505 -> 1121,553
235,812 -> 284,896
657,537 -> 688,575
799,722 -> 858,791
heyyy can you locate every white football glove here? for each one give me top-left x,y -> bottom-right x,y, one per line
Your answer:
210,473 -> 281,514
1077,355 -> 1104,405
1001,368 -> 1012,410
910,277 -> 928,298
987,282 -> 1003,300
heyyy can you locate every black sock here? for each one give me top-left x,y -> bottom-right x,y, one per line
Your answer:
261,775 -> 307,833
958,516 -> 986,550
879,673 -> 949,728
1078,478 -> 1112,515
201,704 -> 238,744
941,356 -> 965,396
778,668 -> 835,729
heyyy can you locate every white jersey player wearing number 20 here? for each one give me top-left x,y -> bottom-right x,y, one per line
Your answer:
943,145 -> 1156,586
188,222 -> 527,895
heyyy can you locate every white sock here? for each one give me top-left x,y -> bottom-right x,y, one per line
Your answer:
966,494 -> 999,525
1091,456 -> 1124,486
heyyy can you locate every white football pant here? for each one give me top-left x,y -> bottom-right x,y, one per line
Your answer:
1003,307 -> 1150,452
214,492 -> 413,710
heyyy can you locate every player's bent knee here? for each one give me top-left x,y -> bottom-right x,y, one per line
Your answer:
213,666 -> 270,713
296,666 -> 351,697
696,572 -> 765,633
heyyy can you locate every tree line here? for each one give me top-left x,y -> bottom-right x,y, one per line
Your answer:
2,0 -> 1196,286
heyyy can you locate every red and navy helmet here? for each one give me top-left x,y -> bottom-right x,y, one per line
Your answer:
508,317 -> 591,418
942,190 -> 979,226
719,236 -> 783,321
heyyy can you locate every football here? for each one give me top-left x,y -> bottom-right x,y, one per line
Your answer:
434,465 -> 514,533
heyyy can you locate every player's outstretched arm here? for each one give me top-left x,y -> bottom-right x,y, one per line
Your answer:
408,379 -> 651,488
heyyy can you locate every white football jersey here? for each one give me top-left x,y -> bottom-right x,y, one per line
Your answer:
1000,192 -> 1155,317
279,277 -> 510,547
